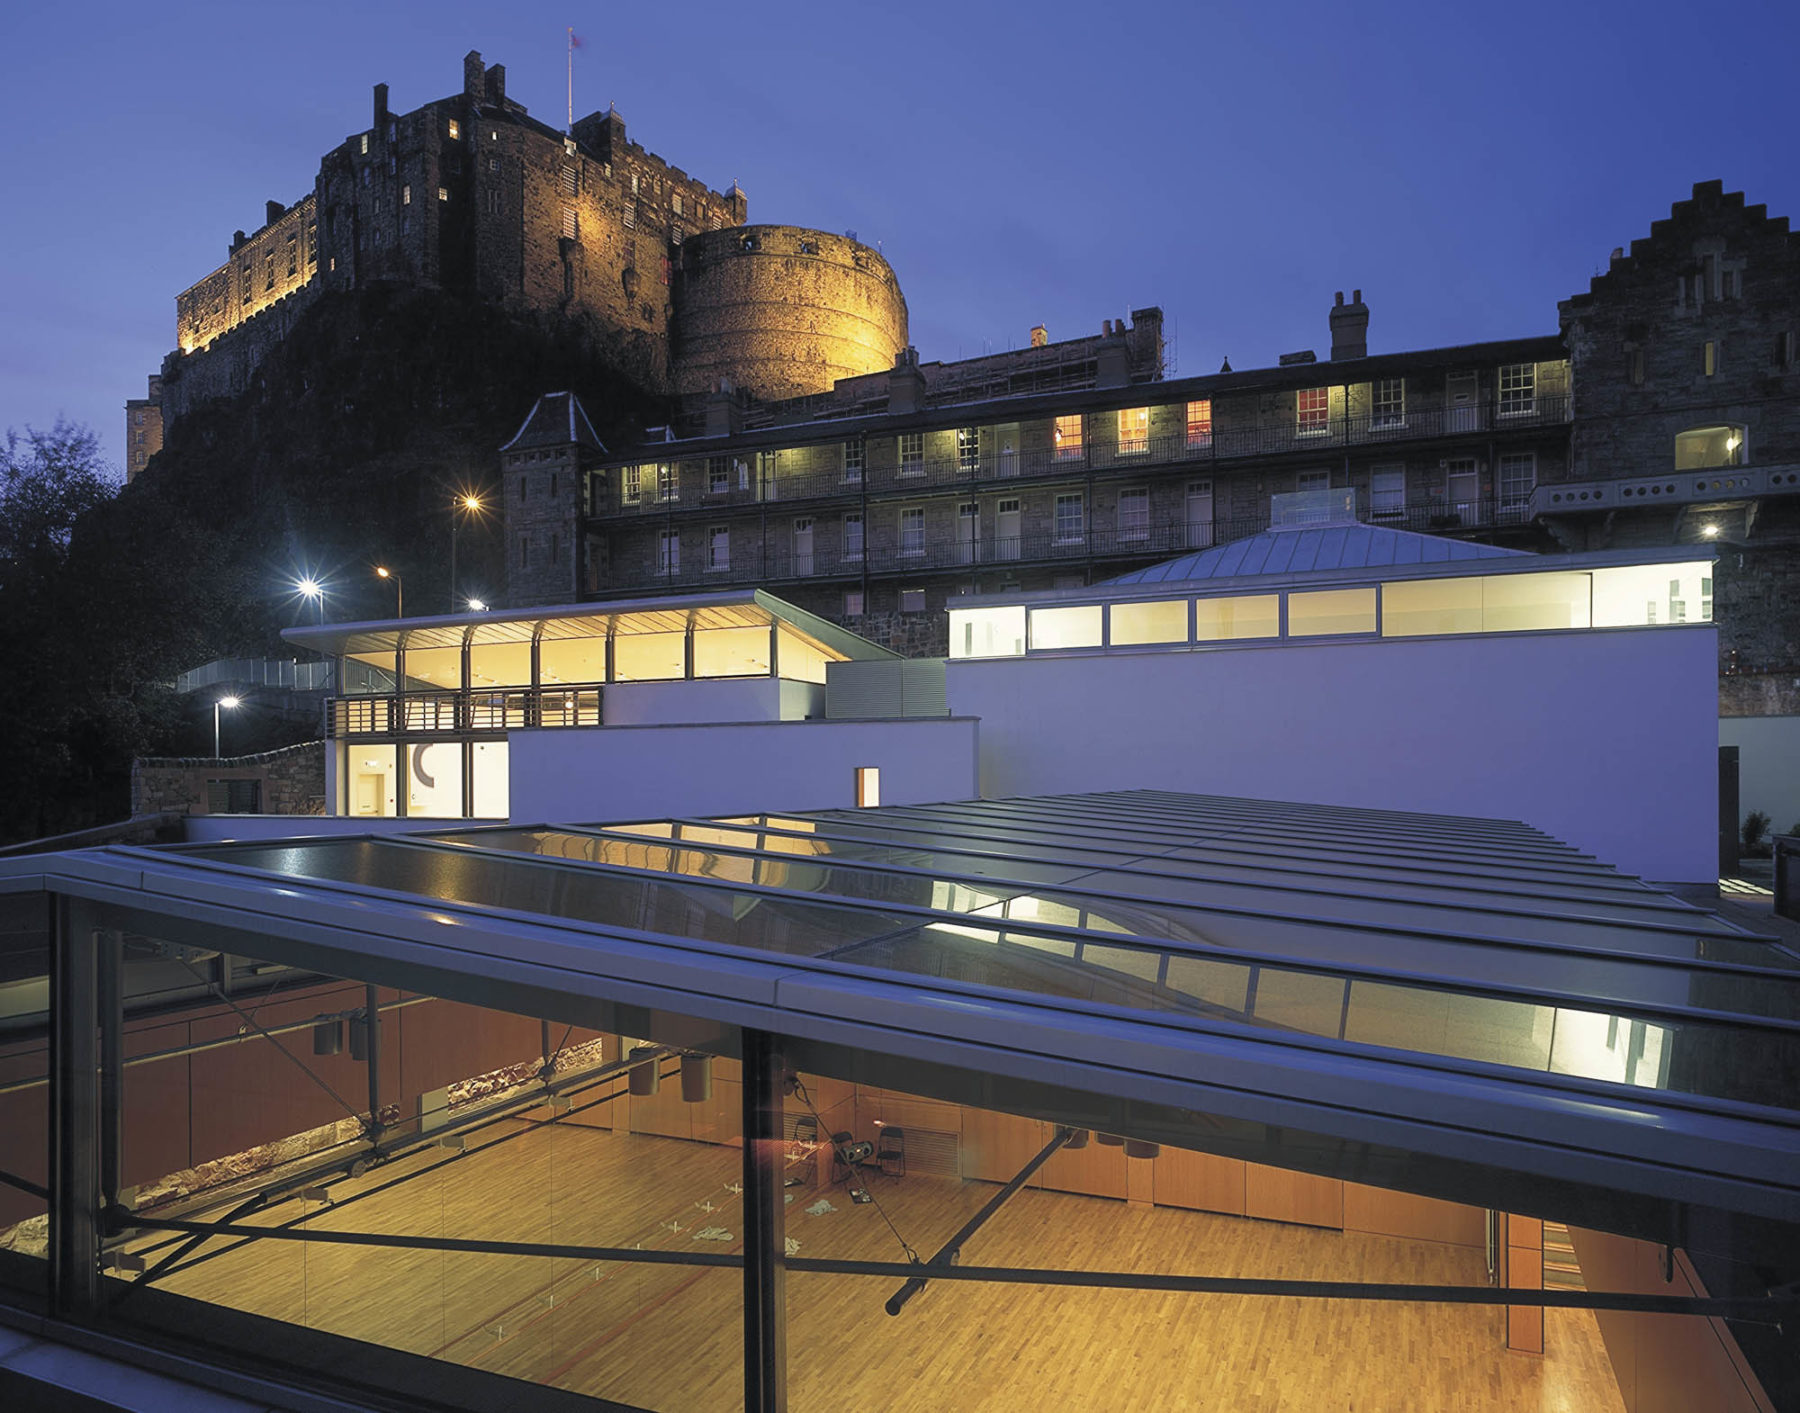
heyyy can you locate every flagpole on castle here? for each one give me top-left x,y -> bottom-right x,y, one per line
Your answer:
566,28 -> 575,132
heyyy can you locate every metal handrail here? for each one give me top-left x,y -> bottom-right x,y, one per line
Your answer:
325,683 -> 604,738
593,396 -> 1571,518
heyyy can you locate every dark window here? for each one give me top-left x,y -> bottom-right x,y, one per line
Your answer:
206,779 -> 262,814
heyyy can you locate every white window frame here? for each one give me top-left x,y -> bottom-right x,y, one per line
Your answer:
708,456 -> 730,495
1296,387 -> 1330,436
621,465 -> 642,506
658,530 -> 680,575
1498,364 -> 1536,417
1118,487 -> 1149,542
656,463 -> 678,503
1054,492 -> 1085,544
707,525 -> 730,572
899,506 -> 925,557
1369,463 -> 1406,519
898,432 -> 924,476
957,427 -> 980,476
1185,400 -> 1213,450
1117,407 -> 1150,455
1372,377 -> 1405,430
1497,453 -> 1536,518
842,513 -> 864,563
842,436 -> 865,483
1053,414 -> 1085,461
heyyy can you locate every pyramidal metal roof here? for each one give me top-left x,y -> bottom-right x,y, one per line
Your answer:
1105,524 -> 1530,586
499,390 -> 607,453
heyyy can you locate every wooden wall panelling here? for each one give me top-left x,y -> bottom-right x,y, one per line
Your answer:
1342,1183 -> 1486,1248
1153,1146 -> 1246,1216
960,1106 -> 1046,1183
1039,1136 -> 1127,1200
121,1019 -> 193,1193
1244,1162 -> 1343,1229
1505,1215 -> 1544,1353
625,1058 -> 694,1141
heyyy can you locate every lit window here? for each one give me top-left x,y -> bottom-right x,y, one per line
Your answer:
1055,492 -> 1084,543
1498,453 -> 1536,516
1674,425 -> 1747,469
656,463 -> 677,502
844,589 -> 865,616
1296,387 -> 1330,435
658,530 -> 679,575
899,432 -> 924,474
854,766 -> 879,807
708,456 -> 730,494
1029,605 -> 1103,651
1372,377 -> 1405,429
438,186 -> 449,202
1498,364 -> 1535,416
360,133 -> 369,155
958,427 -> 980,475
1288,587 -> 1377,636
1117,407 -> 1150,454
1118,488 -> 1149,541
621,465 -> 642,505
1369,464 -> 1406,519
900,589 -> 926,613
1185,400 -> 1212,449
560,165 -> 579,197
842,513 -> 864,562
948,605 -> 1025,658
899,507 -> 925,556
1193,594 -> 1281,641
1703,340 -> 1717,377
1053,414 -> 1084,460
448,119 -> 461,140
708,525 -> 730,571
402,184 -> 411,205
1110,599 -> 1187,646
843,436 -> 865,482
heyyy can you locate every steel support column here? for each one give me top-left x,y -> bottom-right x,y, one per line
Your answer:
364,984 -> 383,1144
98,929 -> 123,1224
740,1028 -> 787,1413
49,897 -> 100,1314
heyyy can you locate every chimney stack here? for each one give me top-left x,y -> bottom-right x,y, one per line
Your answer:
265,200 -> 285,228
373,82 -> 388,128
485,63 -> 506,107
888,347 -> 926,415
1329,289 -> 1369,360
463,50 -> 485,103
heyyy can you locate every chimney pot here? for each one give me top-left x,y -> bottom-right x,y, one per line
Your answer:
1328,288 -> 1369,361
373,82 -> 389,127
1335,291 -> 1344,306
1353,288 -> 1361,303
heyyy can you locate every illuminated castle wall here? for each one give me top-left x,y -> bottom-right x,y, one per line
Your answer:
155,51 -> 908,428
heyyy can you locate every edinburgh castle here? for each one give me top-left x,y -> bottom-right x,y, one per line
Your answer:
148,51 -> 910,445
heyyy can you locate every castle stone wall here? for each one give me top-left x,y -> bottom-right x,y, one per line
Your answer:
672,226 -> 908,401
131,741 -> 326,817
176,196 -> 318,354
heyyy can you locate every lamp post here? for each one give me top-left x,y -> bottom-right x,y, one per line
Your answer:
468,598 -> 488,612
375,566 -> 403,619
451,494 -> 484,612
296,577 -> 325,624
214,696 -> 241,760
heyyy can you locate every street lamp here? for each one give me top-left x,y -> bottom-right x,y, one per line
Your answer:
451,493 -> 485,612
375,565 -> 403,618
296,576 -> 324,624
214,696 -> 241,759
468,598 -> 488,612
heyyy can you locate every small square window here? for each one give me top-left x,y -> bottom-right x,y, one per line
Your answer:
900,589 -> 926,613
844,589 -> 865,616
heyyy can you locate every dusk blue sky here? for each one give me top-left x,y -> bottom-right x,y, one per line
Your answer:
3,0 -> 1796,476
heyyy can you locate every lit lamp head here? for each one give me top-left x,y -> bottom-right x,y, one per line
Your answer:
375,566 -> 391,580
296,577 -> 322,599
219,695 -> 241,712
1701,524 -> 1720,539
467,598 -> 488,612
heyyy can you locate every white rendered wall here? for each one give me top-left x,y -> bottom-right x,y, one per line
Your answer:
948,628 -> 1719,883
601,678 -> 823,726
1719,715 -> 1800,836
508,718 -> 978,824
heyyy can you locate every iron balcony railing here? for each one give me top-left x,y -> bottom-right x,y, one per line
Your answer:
326,684 -> 603,738
593,396 -> 1571,520
596,501 -> 1532,592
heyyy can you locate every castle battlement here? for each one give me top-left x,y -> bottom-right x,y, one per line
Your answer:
152,49 -> 906,439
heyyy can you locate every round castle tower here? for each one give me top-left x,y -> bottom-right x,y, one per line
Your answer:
671,226 -> 909,401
